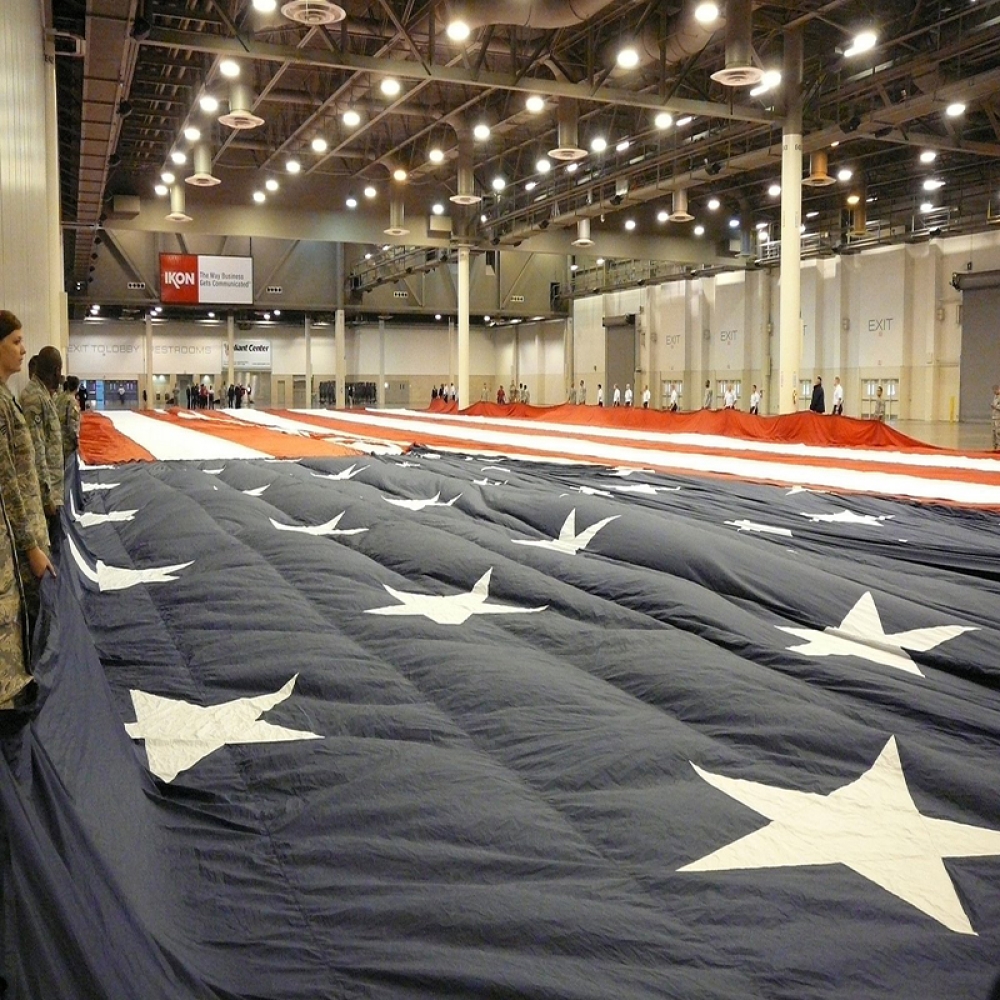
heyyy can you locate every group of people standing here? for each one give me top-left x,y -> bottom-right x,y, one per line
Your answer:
0,311 -> 80,710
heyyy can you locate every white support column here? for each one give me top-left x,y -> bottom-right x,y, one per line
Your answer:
378,317 -> 386,408
335,308 -> 345,409
304,314 -> 313,408
457,245 -> 471,407
226,312 -> 235,388
144,312 -> 154,410
777,27 -> 803,413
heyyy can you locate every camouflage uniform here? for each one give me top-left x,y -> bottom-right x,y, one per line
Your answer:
0,381 -> 49,623
20,374 -> 64,514
0,485 -> 30,706
54,388 -> 81,460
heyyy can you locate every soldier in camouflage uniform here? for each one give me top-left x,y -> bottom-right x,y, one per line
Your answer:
20,346 -> 65,526
0,484 -> 31,708
0,312 -> 56,629
55,374 -> 82,460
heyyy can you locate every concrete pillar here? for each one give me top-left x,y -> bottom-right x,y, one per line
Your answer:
777,27 -> 803,413
226,312 -> 235,388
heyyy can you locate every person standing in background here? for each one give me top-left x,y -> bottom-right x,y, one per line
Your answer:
724,384 -> 736,409
809,376 -> 825,413
669,384 -> 679,412
831,376 -> 844,415
0,312 -> 56,629
579,380 -> 587,405
55,376 -> 82,461
992,384 -> 1000,450
642,385 -> 651,409
872,384 -> 885,421
20,346 -> 64,543
703,380 -> 713,409
567,383 -> 577,405
749,385 -> 761,415
612,384 -> 621,407
597,383 -> 604,407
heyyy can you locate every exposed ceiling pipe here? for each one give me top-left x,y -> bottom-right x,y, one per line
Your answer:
166,184 -> 191,223
710,0 -> 763,87
185,145 -> 221,187
571,218 -> 594,247
802,150 -> 835,187
452,0 -> 618,31
447,121 -> 482,205
669,188 -> 693,223
218,84 -> 264,130
384,192 -> 409,236
548,100 -> 586,162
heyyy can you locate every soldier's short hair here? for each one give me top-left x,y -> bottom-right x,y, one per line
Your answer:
0,310 -> 21,339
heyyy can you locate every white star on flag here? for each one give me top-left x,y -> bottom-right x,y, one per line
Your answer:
66,534 -> 192,593
512,509 -> 619,555
203,468 -> 224,475
382,492 -> 461,511
613,484 -> 681,495
800,510 -> 893,525
777,591 -> 977,676
242,484 -> 270,496
311,464 -> 368,481
725,519 -> 792,537
607,467 -> 655,477
124,675 -> 321,782
68,491 -> 136,528
679,737 -> 1000,935
81,481 -> 119,493
269,512 -> 367,537
364,568 -> 547,625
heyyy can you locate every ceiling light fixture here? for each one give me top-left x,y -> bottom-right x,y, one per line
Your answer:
615,139 -> 630,153
707,197 -> 721,210
183,126 -> 201,142
768,183 -> 781,197
624,219 -> 636,231
526,95 -> 545,114
160,170 -> 176,185
920,201 -> 934,212
199,95 -> 219,113
364,185 -> 377,199
616,46 -> 640,70
566,162 -> 578,173
694,2 -> 719,24
446,20 -> 470,42
590,136 -> 607,153
844,30 -> 877,57
657,210 -> 669,223
253,191 -> 266,204
473,123 -> 491,141
392,167 -> 408,182
311,137 -> 328,153
729,217 -> 740,228
428,147 -> 445,163
154,183 -> 168,197
265,178 -> 279,192
923,178 -> 945,191
380,78 -> 401,97
219,59 -> 240,78
525,180 -> 536,191
846,194 -> 860,206
286,159 -> 301,174
432,202 -> 445,215
676,115 -> 694,127
837,167 -> 853,181
946,102 -> 966,117
492,176 -> 506,191
694,224 -> 705,236
170,150 -> 187,165
655,112 -> 673,130
252,0 -> 277,10
919,150 -> 937,163
343,109 -> 361,127
750,69 -> 782,97
346,195 -> 358,209
536,158 -> 551,174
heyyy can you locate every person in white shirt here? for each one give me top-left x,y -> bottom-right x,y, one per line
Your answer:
831,376 -> 844,415
612,384 -> 621,406
669,384 -> 679,411
624,384 -> 633,407
642,385 -> 651,409
724,384 -> 736,409
579,380 -> 587,405
521,384 -> 530,405
703,380 -> 713,409
448,382 -> 456,401
749,385 -> 761,415
597,384 -> 604,406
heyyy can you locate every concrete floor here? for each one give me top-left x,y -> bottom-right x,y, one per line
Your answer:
894,420 -> 997,451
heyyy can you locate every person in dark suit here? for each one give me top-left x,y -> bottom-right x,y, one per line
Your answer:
809,376 -> 825,413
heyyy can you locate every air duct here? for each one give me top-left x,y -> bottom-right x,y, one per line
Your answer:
384,194 -> 409,236
669,188 -> 694,223
802,150 -> 835,187
455,0 -> 617,31
166,184 -> 191,223
571,218 -> 594,247
449,132 -> 481,205
710,0 -> 763,87
548,100 -> 587,161
185,145 -> 221,187
218,84 -> 264,130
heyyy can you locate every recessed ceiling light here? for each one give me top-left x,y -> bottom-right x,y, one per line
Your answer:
446,20 -> 470,42
492,176 -> 506,191
590,136 -> 607,153
657,210 -> 669,223
707,197 -> 720,210
675,115 -> 693,127
435,312 -> 443,320
253,191 -> 265,203
199,95 -> 219,113
364,185 -> 377,199
160,171 -> 175,184
837,167 -> 853,181
536,158 -> 551,173
616,47 -> 640,70
219,59 -> 240,78
473,122 -> 491,140
616,139 -> 630,153
655,112 -> 673,130
729,217 -> 740,228
154,183 -> 168,196
694,2 -> 719,24
343,109 -> 361,127
393,167 -> 408,182
919,150 -> 937,163
208,311 -> 216,319
923,178 -> 945,191
768,183 -> 781,197
274,309 -> 280,316
624,219 -> 636,231
286,159 -> 301,174
265,178 -> 279,192
694,224 -> 705,236
432,202 -> 445,215
946,101 -> 966,117
183,126 -> 201,142
525,180 -> 536,191
428,147 -> 445,163
381,78 -> 401,97
311,137 -> 328,153
920,201 -> 934,212
845,30 -> 877,57
847,194 -> 860,205
170,150 -> 187,165
526,95 -> 545,114
346,195 -> 358,209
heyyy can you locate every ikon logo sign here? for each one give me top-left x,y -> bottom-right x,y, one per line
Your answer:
160,254 -> 199,304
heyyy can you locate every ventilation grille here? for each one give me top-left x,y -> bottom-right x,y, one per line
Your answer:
265,285 -> 283,294
393,290 -> 409,299
511,295 -> 525,303
281,0 -> 346,25
218,109 -> 264,130
126,281 -> 146,290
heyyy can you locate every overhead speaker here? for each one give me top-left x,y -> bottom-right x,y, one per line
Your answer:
803,150 -> 835,187
166,184 -> 191,223
710,0 -> 764,87
548,100 -> 587,162
218,84 -> 264,130
669,188 -> 694,223
185,144 -> 221,186
571,218 -> 594,248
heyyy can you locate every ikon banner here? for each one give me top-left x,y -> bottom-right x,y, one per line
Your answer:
160,254 -> 254,305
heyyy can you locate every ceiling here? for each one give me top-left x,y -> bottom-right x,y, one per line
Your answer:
51,0 -> 1000,302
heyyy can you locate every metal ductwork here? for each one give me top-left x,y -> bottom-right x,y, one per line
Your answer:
218,84 -> 264,130
449,130 -> 481,205
803,150 -> 835,187
454,0 -> 617,31
548,101 -> 587,161
280,0 -> 347,26
602,10 -> 724,73
384,193 -> 409,236
166,184 -> 191,223
710,0 -> 763,87
669,188 -> 693,223
571,218 -> 594,247
185,145 -> 221,187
